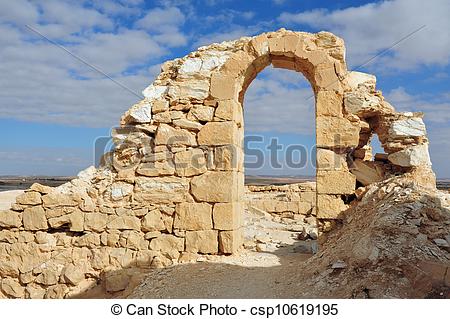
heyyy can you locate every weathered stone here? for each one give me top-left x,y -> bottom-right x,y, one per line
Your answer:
16,191 -> 42,205
107,216 -> 140,230
42,193 -> 81,208
316,90 -> 343,116
74,233 -> 100,248
188,105 -> 215,122
141,210 -> 166,232
219,229 -> 243,254
344,91 -> 381,116
317,170 -> 356,194
317,194 -> 348,219
174,203 -> 213,231
62,264 -> 85,285
30,183 -> 53,194
210,73 -> 237,100
0,210 -> 22,228
215,100 -> 243,124
388,144 -> 431,167
84,213 -> 108,232
152,99 -> 169,113
134,177 -> 190,204
1,278 -> 25,298
23,206 -> 48,230
174,148 -> 207,177
137,161 -> 175,177
197,121 -> 239,146
345,71 -> 376,90
212,202 -> 242,230
349,159 -> 384,186
110,182 -> 134,201
316,116 -> 360,148
185,230 -> 218,254
173,118 -> 203,131
316,148 -> 348,171
214,145 -> 242,171
149,234 -> 184,257
155,124 -> 197,146
389,118 -> 426,138
191,171 -> 242,202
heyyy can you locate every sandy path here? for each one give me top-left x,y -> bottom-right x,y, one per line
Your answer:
0,190 -> 23,210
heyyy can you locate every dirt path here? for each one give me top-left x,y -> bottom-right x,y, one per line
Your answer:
129,249 -> 312,298
0,190 -> 23,210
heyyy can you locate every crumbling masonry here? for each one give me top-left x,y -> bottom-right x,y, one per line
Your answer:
0,29 -> 436,298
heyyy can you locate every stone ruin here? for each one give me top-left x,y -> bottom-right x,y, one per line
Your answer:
0,29 -> 436,298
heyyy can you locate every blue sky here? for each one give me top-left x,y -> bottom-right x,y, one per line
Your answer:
0,0 -> 449,177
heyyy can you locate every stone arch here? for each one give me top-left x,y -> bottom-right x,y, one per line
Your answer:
0,29 -> 436,298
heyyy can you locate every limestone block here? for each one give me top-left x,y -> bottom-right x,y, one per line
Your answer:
174,202 -> 212,231
213,202 -> 242,230
316,170 -> 356,194
16,191 -> 42,205
173,118 -> 203,131
134,177 -> 190,204
1,278 -> 25,298
191,171 -> 242,202
174,148 -> 207,177
345,71 -> 376,90
84,213 -> 108,232
149,234 -> 184,254
141,209 -> 166,232
168,79 -> 210,100
0,210 -> 22,228
219,229 -> 243,254
154,124 -> 197,146
316,148 -> 348,171
62,264 -> 85,286
42,193 -> 81,208
283,34 -> 300,53
215,145 -> 243,172
151,99 -> 169,113
30,183 -> 52,194
197,122 -> 239,146
389,118 -> 426,138
315,90 -> 343,116
344,91 -> 381,116
316,116 -> 360,148
185,230 -> 218,254
215,99 -> 243,124
317,194 -> 348,219
210,73 -> 237,100
388,144 -> 431,167
107,215 -> 140,230
250,34 -> 269,56
110,182 -> 134,201
74,233 -> 100,248
268,36 -> 284,54
349,159 -> 384,186
188,105 -> 215,122
137,161 -> 175,177
69,210 -> 84,232
313,65 -> 342,91
23,206 -> 48,230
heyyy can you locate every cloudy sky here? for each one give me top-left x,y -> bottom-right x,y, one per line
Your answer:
0,0 -> 449,177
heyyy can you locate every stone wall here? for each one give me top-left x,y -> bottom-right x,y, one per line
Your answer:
0,29 -> 436,298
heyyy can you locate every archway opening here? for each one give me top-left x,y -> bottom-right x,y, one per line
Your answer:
240,65 -> 318,255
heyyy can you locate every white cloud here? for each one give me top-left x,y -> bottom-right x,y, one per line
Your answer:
134,7 -> 188,47
385,87 -> 450,124
279,0 -> 450,70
